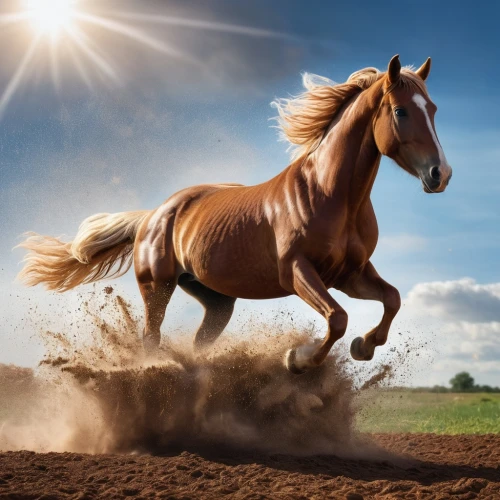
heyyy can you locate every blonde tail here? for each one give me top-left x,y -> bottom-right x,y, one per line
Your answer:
16,210 -> 151,292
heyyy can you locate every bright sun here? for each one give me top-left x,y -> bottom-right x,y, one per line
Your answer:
25,0 -> 76,36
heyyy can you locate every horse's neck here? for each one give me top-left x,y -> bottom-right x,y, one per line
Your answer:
306,88 -> 382,212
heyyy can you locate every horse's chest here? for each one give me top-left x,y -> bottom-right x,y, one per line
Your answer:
317,229 -> 375,286
345,235 -> 372,268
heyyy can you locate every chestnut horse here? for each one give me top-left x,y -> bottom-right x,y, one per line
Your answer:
18,55 -> 452,373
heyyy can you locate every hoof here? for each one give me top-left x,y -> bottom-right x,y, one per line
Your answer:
350,337 -> 374,361
285,348 -> 308,375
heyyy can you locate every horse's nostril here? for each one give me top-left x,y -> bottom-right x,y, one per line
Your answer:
430,166 -> 441,182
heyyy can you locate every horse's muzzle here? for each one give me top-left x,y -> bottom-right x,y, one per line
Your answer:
421,164 -> 452,193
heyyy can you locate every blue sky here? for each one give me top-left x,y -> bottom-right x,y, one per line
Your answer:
1,0 -> 499,386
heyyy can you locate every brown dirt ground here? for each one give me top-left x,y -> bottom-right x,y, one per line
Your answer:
1,434 -> 499,499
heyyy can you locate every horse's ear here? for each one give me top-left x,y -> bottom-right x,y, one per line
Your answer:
387,54 -> 401,84
416,57 -> 432,81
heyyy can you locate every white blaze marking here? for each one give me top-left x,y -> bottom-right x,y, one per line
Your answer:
412,94 -> 448,167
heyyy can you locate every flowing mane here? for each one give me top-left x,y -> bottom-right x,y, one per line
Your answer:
272,65 -> 427,160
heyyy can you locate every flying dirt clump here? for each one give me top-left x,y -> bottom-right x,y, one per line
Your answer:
0,289 -> 395,456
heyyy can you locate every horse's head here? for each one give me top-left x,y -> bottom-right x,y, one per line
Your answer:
373,55 -> 452,193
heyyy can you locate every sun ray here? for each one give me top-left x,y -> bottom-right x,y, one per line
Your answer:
0,34 -> 41,119
0,1 -> 303,119
74,12 -> 200,66
65,24 -> 119,84
0,12 -> 31,25
66,40 -> 93,90
49,35 -> 61,90
115,12 -> 300,42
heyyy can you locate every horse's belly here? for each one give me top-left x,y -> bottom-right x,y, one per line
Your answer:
200,272 -> 289,300
188,247 -> 288,299
175,213 -> 287,300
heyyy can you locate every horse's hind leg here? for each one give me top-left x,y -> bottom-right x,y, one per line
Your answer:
134,209 -> 177,353
138,279 -> 176,352
178,275 -> 236,350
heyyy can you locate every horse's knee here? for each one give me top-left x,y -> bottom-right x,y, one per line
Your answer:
327,308 -> 348,340
384,286 -> 401,315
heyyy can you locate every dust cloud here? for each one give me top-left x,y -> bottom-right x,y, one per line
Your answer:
0,289 -> 396,456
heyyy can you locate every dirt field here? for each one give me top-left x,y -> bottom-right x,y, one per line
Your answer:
1,434 -> 499,499
1,294 -> 499,498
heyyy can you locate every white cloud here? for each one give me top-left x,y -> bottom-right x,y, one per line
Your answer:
401,278 -> 500,386
406,278 -> 500,322
438,321 -> 500,362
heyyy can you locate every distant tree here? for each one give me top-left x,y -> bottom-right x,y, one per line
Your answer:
430,385 -> 449,393
450,372 -> 475,392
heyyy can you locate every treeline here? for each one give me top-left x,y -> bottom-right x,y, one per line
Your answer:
419,384 -> 500,394
392,372 -> 500,393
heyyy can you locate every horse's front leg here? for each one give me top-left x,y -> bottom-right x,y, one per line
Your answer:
280,255 -> 348,374
340,261 -> 401,361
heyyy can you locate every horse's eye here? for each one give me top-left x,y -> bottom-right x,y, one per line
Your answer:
395,108 -> 407,117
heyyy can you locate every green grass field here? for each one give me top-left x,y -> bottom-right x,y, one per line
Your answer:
356,390 -> 500,434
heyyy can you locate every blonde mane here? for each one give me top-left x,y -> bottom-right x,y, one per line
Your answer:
272,65 -> 427,160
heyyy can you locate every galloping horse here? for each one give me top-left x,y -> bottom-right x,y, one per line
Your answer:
18,55 -> 452,374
